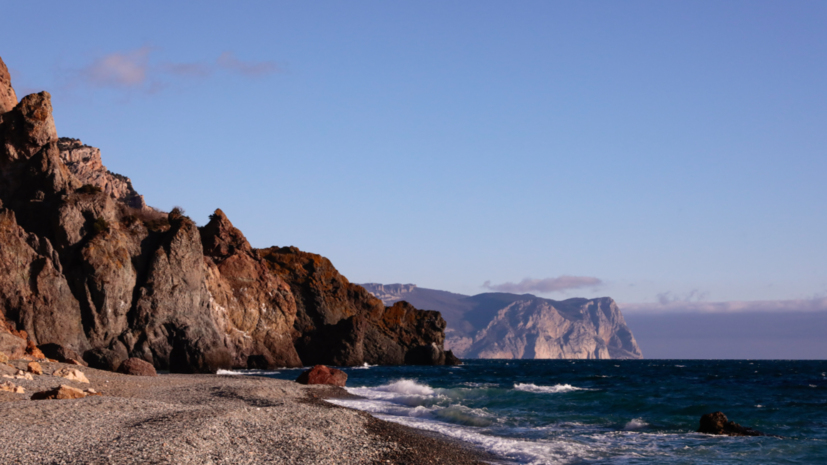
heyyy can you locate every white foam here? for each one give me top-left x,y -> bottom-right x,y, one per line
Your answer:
513,383 -> 587,394
216,369 -> 281,376
216,369 -> 242,375
623,418 -> 649,430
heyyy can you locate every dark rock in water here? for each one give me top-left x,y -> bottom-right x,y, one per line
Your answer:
698,412 -> 765,436
444,350 -> 462,366
246,354 -> 270,369
84,347 -> 126,372
296,365 -> 348,387
39,343 -> 85,365
117,357 -> 157,377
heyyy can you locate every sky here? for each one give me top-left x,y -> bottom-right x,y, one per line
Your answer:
2,1 -> 825,313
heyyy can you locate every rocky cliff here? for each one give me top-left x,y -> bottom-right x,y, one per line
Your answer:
361,284 -> 643,360
0,55 -> 456,372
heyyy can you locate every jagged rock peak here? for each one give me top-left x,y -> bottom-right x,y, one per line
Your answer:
1,91 -> 57,162
200,208 -> 253,259
57,138 -> 146,209
0,56 -> 17,114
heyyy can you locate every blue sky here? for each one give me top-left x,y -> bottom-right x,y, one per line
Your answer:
2,1 -> 825,309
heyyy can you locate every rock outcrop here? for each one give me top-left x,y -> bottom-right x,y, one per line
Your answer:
58,138 -> 146,209
362,284 -> 643,360
0,57 -> 16,114
261,247 -> 456,366
0,55 -> 454,373
698,412 -> 766,437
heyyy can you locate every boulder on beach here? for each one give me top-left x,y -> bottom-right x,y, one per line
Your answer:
698,412 -> 765,436
27,361 -> 42,375
296,365 -> 348,387
53,367 -> 90,384
117,357 -> 157,377
31,384 -> 86,400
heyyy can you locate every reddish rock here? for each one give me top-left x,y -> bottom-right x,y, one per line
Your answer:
295,365 -> 348,387
0,55 -> 17,114
27,361 -> 42,375
201,209 -> 302,369
0,381 -> 24,394
31,384 -> 86,400
117,357 -> 157,376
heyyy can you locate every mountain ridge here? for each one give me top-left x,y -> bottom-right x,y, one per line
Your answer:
361,283 -> 643,360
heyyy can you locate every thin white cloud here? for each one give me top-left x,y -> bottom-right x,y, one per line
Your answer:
483,276 -> 603,294
621,297 -> 827,314
69,48 -> 279,93
216,52 -> 279,77
80,47 -> 152,88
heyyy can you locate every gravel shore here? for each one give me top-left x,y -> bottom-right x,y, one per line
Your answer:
0,361 -> 499,464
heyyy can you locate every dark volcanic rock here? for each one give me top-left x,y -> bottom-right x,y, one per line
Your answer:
698,412 -> 765,437
444,350 -> 462,366
84,347 -> 126,372
260,248 -> 453,366
296,365 -> 348,386
38,343 -> 85,365
128,214 -> 231,373
117,357 -> 157,376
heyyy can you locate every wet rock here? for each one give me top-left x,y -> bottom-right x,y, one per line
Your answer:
444,350 -> 462,366
117,357 -> 157,377
31,384 -> 86,400
26,361 -> 42,375
698,412 -> 765,436
53,367 -> 90,384
295,365 -> 348,387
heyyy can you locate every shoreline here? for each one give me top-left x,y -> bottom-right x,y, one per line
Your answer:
0,361 -> 500,464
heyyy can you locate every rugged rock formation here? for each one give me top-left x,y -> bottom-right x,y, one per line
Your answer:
0,57 -> 16,114
362,284 -> 643,360
58,138 -> 146,209
260,248 -> 457,366
0,55 -> 454,372
201,209 -> 302,368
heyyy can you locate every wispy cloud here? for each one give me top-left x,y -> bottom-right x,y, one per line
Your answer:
216,52 -> 279,76
68,47 -> 281,93
80,47 -> 152,88
621,297 -> 827,314
483,276 -> 603,294
656,289 -> 709,305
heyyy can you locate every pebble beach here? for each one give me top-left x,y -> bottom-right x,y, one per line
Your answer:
0,361 -> 496,464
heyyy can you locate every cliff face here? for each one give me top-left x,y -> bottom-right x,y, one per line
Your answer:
362,284 -> 643,360
0,56 -> 455,372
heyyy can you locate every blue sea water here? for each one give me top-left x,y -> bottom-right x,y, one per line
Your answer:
243,360 -> 827,464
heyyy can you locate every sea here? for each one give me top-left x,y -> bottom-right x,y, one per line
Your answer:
225,360 -> 827,464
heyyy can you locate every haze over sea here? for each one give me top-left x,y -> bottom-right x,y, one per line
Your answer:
227,360 -> 827,464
